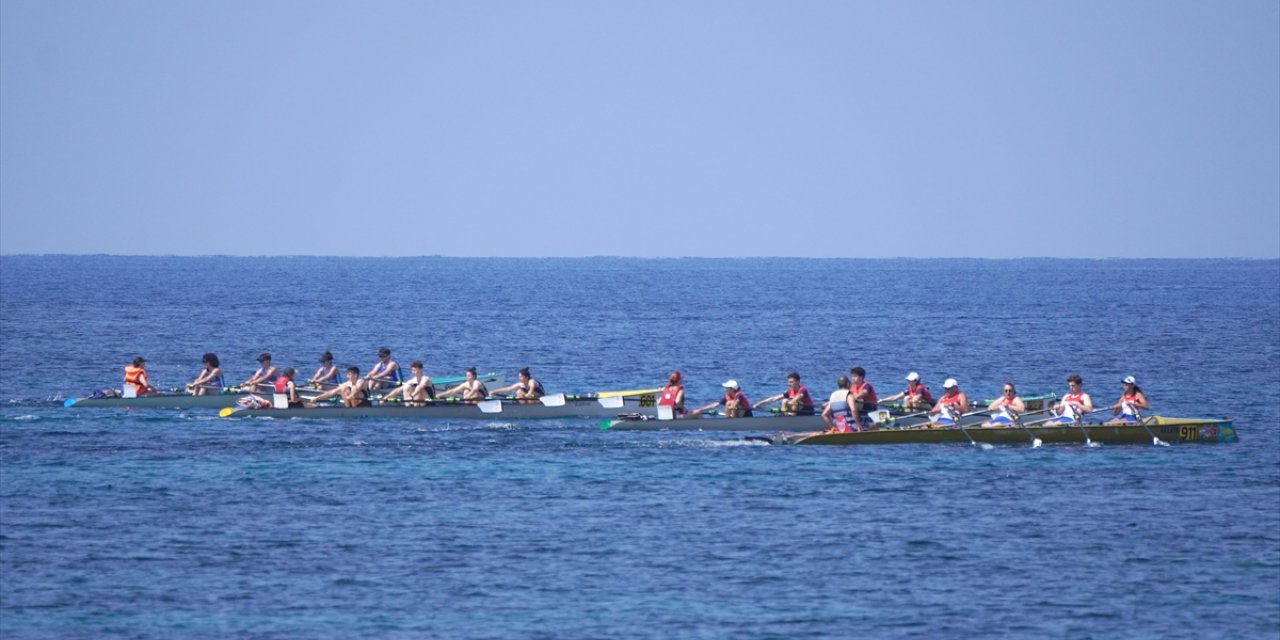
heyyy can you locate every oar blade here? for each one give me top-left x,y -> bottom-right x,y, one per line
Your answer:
478,399 -> 503,414
539,393 -> 566,407
218,407 -> 236,418
63,398 -> 77,408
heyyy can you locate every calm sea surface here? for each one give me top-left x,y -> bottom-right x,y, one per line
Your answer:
2,256 -> 1278,639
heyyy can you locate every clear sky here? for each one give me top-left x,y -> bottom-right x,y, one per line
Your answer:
2,1 -> 1277,258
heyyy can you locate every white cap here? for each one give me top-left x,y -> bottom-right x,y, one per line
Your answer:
721,380 -> 739,389
943,378 -> 958,389
905,372 -> 920,382
1122,375 -> 1137,384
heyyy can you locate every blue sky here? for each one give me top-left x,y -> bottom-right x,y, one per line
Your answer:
2,1 -> 1277,258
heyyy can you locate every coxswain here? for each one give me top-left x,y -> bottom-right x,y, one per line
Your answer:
692,380 -> 753,418
437,367 -> 489,401
273,368 -> 304,408
879,372 -> 935,412
308,366 -> 370,407
491,367 -> 546,402
657,371 -> 686,418
186,353 -> 224,396
123,357 -> 156,396
982,382 -> 1025,427
1106,375 -> 1149,425
308,351 -> 340,389
1046,374 -> 1093,424
238,353 -> 277,392
363,347 -> 401,391
753,372 -> 815,415
925,378 -> 969,427
381,361 -> 435,406
821,375 -> 855,431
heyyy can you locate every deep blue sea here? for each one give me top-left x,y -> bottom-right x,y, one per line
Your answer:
1,256 -> 1278,639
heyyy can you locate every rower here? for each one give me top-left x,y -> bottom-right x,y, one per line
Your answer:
925,378 -> 969,427
308,351 -> 339,389
123,356 -> 157,397
753,372 -> 815,415
186,353 -> 224,396
238,353 -> 277,392
982,382 -> 1025,427
879,372 -> 935,412
437,367 -> 489,402
1046,374 -> 1093,424
362,346 -> 401,392
692,380 -> 753,418
821,375 -> 855,431
658,371 -> 686,418
1106,375 -> 1149,425
308,366 -> 370,407
490,367 -> 545,402
381,361 -> 435,406
848,366 -> 879,423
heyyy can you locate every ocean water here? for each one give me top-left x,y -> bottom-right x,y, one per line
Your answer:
1,255 -> 1278,639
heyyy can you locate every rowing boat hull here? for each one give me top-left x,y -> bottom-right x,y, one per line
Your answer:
779,417 -> 1236,446
67,393 -> 254,409
64,372 -> 504,409
222,397 -> 654,420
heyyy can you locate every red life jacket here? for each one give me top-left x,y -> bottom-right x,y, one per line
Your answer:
785,385 -> 814,407
274,377 -> 289,393
124,366 -> 148,393
659,384 -> 682,407
852,381 -> 878,409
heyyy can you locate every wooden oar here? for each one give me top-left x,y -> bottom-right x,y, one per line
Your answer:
596,387 -> 663,399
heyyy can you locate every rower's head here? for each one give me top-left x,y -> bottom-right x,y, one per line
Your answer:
465,366 -> 477,380
258,352 -> 272,364
320,351 -> 333,364
943,378 -> 959,394
202,353 -> 220,368
1003,382 -> 1016,396
721,380 -> 739,394
906,372 -> 920,388
1121,375 -> 1136,388
836,375 -> 850,390
518,367 -> 531,381
346,366 -> 360,381
281,367 -> 295,379
378,347 -> 391,360
132,356 -> 146,368
411,360 -> 424,374
787,372 -> 800,386
668,371 -> 682,385
849,366 -> 866,381
1066,374 -> 1083,390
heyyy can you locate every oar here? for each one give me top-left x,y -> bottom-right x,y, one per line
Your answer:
1129,407 -> 1168,447
1009,409 -> 1049,448
596,387 -> 663,399
951,409 -> 990,448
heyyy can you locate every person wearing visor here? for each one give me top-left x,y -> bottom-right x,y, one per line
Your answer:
880,372 -> 934,412
692,380 -> 753,418
925,378 -> 969,427
1106,376 -> 1149,424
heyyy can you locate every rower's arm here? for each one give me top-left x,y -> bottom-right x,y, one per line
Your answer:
437,383 -> 464,398
752,393 -> 783,409
490,382 -> 521,395
881,391 -> 905,403
311,385 -> 343,402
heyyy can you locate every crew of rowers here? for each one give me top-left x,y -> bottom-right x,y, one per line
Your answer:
656,369 -> 1150,432
122,351 -> 1151,425
121,348 -> 546,409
